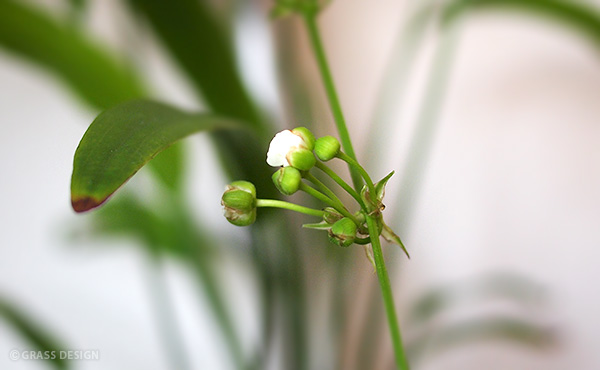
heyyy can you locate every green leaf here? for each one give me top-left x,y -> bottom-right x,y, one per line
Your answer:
381,220 -> 410,259
375,170 -> 395,202
71,99 -> 242,212
0,297 -> 70,370
0,0 -> 145,109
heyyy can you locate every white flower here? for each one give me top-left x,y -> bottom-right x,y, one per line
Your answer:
266,130 -> 306,167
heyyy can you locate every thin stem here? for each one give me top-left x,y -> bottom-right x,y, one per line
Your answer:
303,172 -> 358,218
366,215 -> 410,370
337,152 -> 376,201
303,12 -> 363,190
354,236 -> 372,245
257,199 -> 325,217
299,183 -> 357,223
314,161 -> 366,209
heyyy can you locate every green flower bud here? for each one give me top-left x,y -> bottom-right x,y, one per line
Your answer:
221,181 -> 257,226
328,217 -> 357,247
314,136 -> 340,161
323,207 -> 343,224
229,180 -> 256,199
287,148 -> 316,171
272,167 -> 302,195
292,127 -> 315,151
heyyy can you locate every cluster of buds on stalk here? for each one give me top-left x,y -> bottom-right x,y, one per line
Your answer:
221,127 -> 409,259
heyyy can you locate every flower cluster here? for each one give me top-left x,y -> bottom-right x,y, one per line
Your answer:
221,127 -> 408,258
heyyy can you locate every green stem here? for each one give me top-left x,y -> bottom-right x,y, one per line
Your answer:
314,161 -> 366,208
303,12 -> 363,190
303,172 -> 358,216
366,215 -> 409,370
257,199 -> 325,218
354,236 -> 372,245
299,183 -> 358,223
337,152 -> 376,201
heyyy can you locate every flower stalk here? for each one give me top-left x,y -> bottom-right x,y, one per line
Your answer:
223,4 -> 412,366
367,215 -> 410,370
301,8 -> 411,368
298,182 -> 357,223
256,199 -> 325,217
302,12 -> 363,190
314,161 -> 364,208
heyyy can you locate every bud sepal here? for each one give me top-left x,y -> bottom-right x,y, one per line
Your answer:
328,217 -> 358,247
314,136 -> 340,161
221,181 -> 257,226
272,167 -> 302,195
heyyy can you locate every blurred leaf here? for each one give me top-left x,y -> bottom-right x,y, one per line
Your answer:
91,194 -> 168,250
0,0 -> 145,109
0,297 -> 69,370
445,0 -> 600,47
71,99 -> 243,213
148,142 -> 186,193
126,0 -> 278,198
126,0 -> 261,128
0,1 -> 188,193
409,273 -> 545,324
408,316 -> 555,361
90,191 -> 215,258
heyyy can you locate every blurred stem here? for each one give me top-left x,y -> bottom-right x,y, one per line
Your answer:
364,1 -> 438,173
257,198 -> 325,217
393,14 -> 461,230
366,216 -> 410,370
146,254 -> 191,370
314,161 -> 366,208
302,12 -> 363,190
169,197 -> 247,370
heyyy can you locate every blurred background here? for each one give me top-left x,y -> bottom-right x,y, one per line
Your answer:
1,0 -> 600,369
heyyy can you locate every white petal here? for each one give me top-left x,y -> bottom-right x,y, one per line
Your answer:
266,130 -> 304,167
266,151 -> 288,167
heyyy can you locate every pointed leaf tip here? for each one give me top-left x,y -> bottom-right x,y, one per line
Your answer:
71,196 -> 105,213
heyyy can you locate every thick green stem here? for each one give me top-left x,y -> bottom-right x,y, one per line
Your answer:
366,216 -> 410,370
314,161 -> 365,208
303,13 -> 363,190
257,199 -> 324,218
